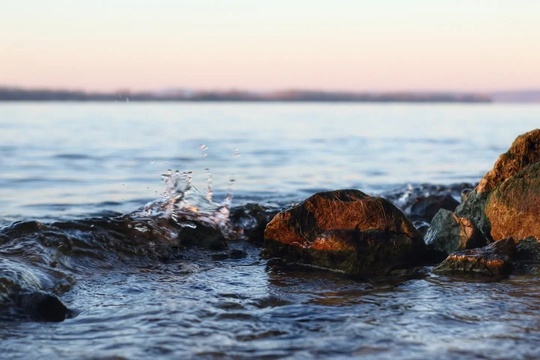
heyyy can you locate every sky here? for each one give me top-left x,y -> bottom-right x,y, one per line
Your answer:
1,0 -> 539,92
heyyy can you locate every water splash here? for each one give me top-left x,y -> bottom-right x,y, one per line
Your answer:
132,169 -> 233,240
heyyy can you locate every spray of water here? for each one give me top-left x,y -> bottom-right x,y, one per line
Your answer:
132,168 -> 233,240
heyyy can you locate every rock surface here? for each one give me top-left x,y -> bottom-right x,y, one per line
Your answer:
424,209 -> 487,261
263,189 -> 426,276
229,204 -> 279,244
485,162 -> 540,241
477,129 -> 540,193
514,237 -> 540,274
14,291 -> 72,322
433,238 -> 515,278
452,129 -> 540,242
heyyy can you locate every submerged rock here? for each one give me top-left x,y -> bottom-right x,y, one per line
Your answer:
14,291 -> 72,322
433,238 -> 515,278
263,189 -> 426,276
424,209 -> 487,261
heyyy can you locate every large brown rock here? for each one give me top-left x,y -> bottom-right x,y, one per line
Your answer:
477,129 -> 540,193
263,189 -> 426,276
485,162 -> 540,241
455,129 -> 540,241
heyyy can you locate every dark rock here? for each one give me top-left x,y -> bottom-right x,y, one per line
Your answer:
460,187 -> 473,202
515,237 -> 540,261
383,183 -> 473,216
229,204 -> 279,244
454,189 -> 491,240
14,291 -> 71,322
424,209 -> 488,261
410,194 -> 459,222
176,223 -> 228,250
513,237 -> 540,274
263,189 -> 426,276
412,220 -> 430,237
433,238 -> 515,278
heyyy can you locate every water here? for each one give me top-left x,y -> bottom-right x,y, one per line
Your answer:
1,103 -> 539,359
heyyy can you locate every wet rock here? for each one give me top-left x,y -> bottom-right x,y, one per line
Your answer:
433,238 -> 515,278
455,129 -> 540,241
460,187 -> 473,203
14,291 -> 71,322
410,194 -> 459,222
513,237 -> 540,274
485,162 -> 540,241
412,220 -> 430,237
515,237 -> 540,261
454,189 -> 491,240
383,183 -> 473,216
424,209 -> 488,261
176,223 -> 228,250
477,129 -> 540,193
230,204 -> 279,244
263,189 -> 426,277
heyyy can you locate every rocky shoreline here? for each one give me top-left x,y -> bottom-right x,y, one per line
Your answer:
262,129 -> 540,279
1,129 -> 539,322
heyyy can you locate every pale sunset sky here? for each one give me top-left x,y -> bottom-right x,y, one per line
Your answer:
1,0 -> 539,92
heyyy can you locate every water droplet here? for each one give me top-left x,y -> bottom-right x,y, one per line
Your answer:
200,144 -> 209,157
205,168 -> 213,202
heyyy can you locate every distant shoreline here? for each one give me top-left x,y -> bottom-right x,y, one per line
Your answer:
0,87 -> 493,103
2,86 -> 540,103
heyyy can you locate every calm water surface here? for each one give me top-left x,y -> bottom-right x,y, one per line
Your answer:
1,103 -> 540,359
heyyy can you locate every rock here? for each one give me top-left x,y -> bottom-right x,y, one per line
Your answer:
513,237 -> 540,274
454,189 -> 491,240
14,291 -> 72,322
410,194 -> 459,222
263,189 -> 426,276
455,129 -> 540,241
515,237 -> 540,261
460,187 -> 473,202
424,209 -> 488,261
229,204 -> 279,244
433,238 -> 515,278
485,162 -> 540,241
477,129 -> 540,193
383,183 -> 473,216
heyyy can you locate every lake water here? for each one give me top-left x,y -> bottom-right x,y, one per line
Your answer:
1,103 -> 540,359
